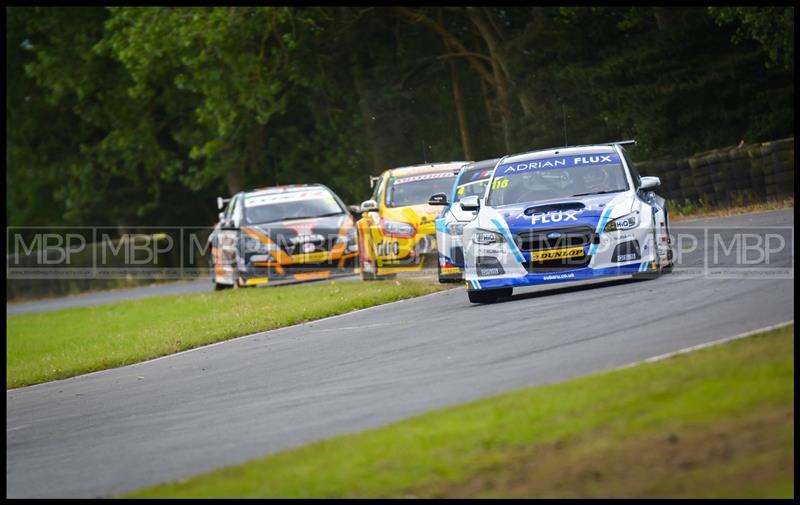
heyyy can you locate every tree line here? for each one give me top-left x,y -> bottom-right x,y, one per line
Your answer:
6,6 -> 794,228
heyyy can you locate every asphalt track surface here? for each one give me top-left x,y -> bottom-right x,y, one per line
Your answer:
6,279 -> 213,316
6,209 -> 794,498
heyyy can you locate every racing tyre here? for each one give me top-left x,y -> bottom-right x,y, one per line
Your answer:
634,262 -> 670,280
467,288 -> 512,304
212,269 -> 234,290
360,269 -> 377,281
359,257 -> 378,281
214,281 -> 232,291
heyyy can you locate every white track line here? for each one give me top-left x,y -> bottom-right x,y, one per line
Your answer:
614,320 -> 794,371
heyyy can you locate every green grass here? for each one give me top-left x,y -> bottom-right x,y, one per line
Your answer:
126,324 -> 794,498
6,279 -> 450,389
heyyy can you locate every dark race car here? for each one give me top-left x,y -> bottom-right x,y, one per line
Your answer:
210,184 -> 359,289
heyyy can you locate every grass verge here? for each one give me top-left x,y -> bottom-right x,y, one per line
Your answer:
6,279 -> 450,389
126,324 -> 794,498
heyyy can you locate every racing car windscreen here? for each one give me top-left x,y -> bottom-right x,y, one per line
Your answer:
386,172 -> 457,207
454,167 -> 493,202
243,190 -> 344,224
486,155 -> 629,207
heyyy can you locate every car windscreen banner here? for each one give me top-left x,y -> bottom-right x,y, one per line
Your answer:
495,153 -> 622,175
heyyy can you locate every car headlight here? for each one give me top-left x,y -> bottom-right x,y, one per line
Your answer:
382,220 -> 416,237
447,222 -> 466,235
249,253 -> 276,263
604,212 -> 639,232
243,235 -> 271,253
471,229 -> 506,245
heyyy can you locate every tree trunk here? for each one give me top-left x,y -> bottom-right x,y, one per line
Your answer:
466,7 -> 513,152
492,59 -> 513,153
436,8 -> 474,162
225,163 -> 245,195
653,7 -> 678,32
350,55 -> 383,171
479,76 -> 501,153
448,57 -> 473,160
467,7 -> 537,120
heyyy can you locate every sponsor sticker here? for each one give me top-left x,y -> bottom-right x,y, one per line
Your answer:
291,251 -> 328,263
530,246 -> 585,262
393,172 -> 455,185
245,190 -> 329,207
376,240 -> 400,256
498,153 -> 621,175
531,209 -> 581,225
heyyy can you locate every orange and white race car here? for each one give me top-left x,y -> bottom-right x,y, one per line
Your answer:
210,184 -> 359,289
355,162 -> 468,280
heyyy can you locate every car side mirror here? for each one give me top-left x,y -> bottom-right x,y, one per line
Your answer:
640,176 -> 661,191
218,212 -> 225,222
361,199 -> 378,212
428,192 -> 449,206
460,195 -> 480,211
220,218 -> 238,231
348,204 -> 363,220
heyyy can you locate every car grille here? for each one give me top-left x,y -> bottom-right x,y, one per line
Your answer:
284,237 -> 331,255
517,226 -> 594,273
516,226 -> 594,251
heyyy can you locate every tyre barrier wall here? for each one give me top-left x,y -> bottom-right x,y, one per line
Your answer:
635,137 -> 794,207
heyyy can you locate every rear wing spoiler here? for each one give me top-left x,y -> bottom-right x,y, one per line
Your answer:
216,196 -> 232,210
608,139 -> 636,147
369,175 -> 382,189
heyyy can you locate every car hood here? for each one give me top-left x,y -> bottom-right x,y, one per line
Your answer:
382,203 -> 441,229
492,192 -> 633,234
244,213 -> 352,252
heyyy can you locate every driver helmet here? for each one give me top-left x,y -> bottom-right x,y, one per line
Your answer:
583,167 -> 610,190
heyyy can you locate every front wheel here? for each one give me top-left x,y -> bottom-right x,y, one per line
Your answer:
437,258 -> 454,283
467,287 -> 512,304
360,264 -> 377,281
437,256 -> 463,283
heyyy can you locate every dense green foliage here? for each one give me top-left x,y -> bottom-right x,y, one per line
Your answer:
7,7 -> 794,227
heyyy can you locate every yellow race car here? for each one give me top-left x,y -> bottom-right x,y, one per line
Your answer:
356,162 -> 468,280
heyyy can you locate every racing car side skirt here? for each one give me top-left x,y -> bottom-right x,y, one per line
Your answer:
469,261 -> 651,290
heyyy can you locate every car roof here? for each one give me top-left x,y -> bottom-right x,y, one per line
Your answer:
460,157 -> 501,172
501,145 -> 616,165
386,161 -> 468,177
243,184 -> 324,198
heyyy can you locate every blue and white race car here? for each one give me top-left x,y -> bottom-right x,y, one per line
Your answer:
461,141 -> 673,303
429,158 -> 499,283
